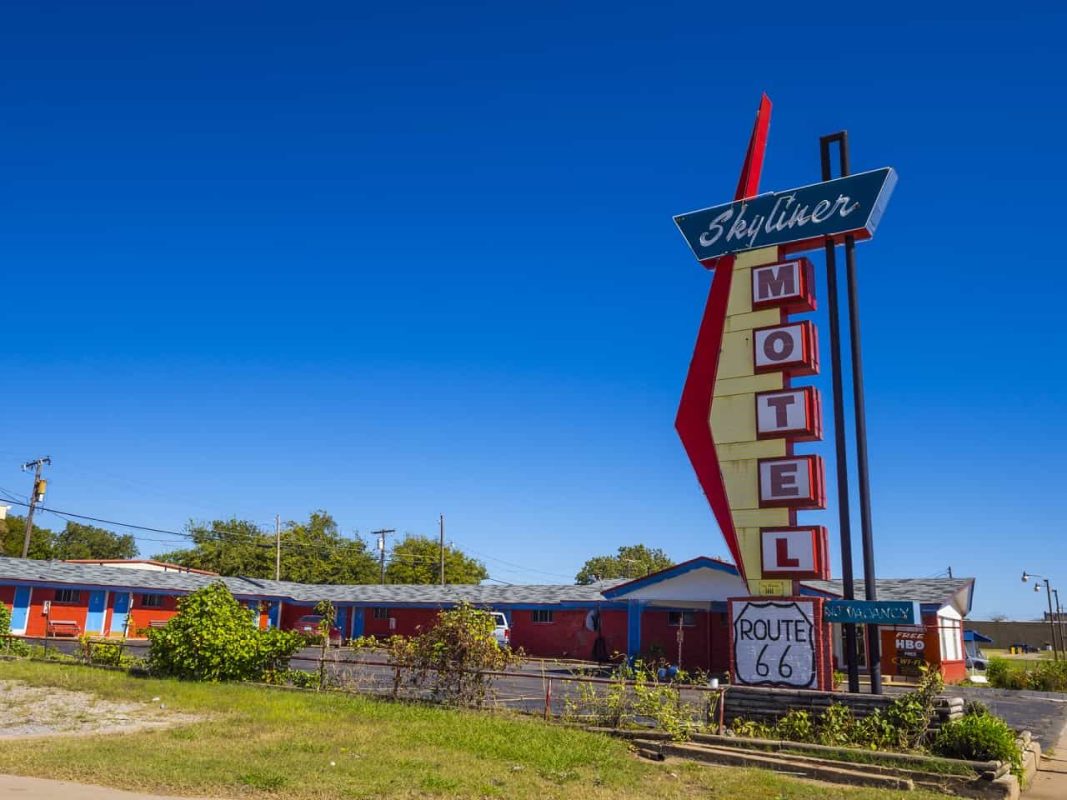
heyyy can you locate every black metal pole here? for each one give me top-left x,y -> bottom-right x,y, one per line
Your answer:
829,129 -> 883,695
820,136 -> 860,694
1046,580 -> 1059,661
845,229 -> 882,694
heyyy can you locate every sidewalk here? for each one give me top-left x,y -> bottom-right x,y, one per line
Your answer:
1026,725 -> 1067,800
0,775 -> 210,799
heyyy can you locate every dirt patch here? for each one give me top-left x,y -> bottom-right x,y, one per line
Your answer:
0,679 -> 201,739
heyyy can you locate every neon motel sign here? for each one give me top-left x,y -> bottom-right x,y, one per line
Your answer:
672,96 -> 895,601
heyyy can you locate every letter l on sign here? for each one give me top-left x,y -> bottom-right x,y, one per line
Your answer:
776,537 -> 800,568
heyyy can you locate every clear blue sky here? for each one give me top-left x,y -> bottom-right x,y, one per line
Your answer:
2,1 -> 1064,618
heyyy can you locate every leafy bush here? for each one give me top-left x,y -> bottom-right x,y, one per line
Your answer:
404,603 -> 521,707
932,709 -> 1021,776
0,602 -> 30,657
729,668 -> 945,753
563,659 -> 701,740
79,635 -> 135,668
985,656 -> 1067,692
986,658 -> 1028,690
146,582 -> 303,682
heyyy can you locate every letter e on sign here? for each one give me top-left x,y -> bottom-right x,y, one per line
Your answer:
758,456 -> 824,509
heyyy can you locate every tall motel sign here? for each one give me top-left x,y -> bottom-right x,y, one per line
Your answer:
673,95 -> 901,693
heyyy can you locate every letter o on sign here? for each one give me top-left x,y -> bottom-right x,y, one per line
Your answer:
763,331 -> 795,362
753,323 -> 812,373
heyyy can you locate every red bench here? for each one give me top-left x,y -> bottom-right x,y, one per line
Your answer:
46,619 -> 82,637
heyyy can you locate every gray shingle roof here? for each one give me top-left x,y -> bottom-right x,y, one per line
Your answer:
804,577 -> 975,609
0,556 -> 625,606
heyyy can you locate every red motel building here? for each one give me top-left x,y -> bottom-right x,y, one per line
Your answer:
0,555 -> 973,683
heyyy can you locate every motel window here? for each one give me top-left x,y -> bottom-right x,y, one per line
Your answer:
668,611 -> 696,627
939,616 -> 963,662
54,589 -> 80,604
373,607 -> 389,620
141,594 -> 163,608
532,610 -> 554,624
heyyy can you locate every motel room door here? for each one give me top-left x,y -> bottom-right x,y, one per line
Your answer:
110,592 -> 132,638
10,587 -> 31,634
85,590 -> 108,635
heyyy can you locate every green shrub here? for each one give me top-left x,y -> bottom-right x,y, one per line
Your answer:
403,603 -> 522,707
881,667 -> 943,750
986,658 -> 1028,690
79,635 -> 134,668
730,717 -> 774,739
932,712 -> 1021,776
146,582 -> 303,682
1024,660 -> 1067,692
729,668 -> 944,753
816,703 -> 857,747
776,709 -> 815,743
0,602 -> 30,657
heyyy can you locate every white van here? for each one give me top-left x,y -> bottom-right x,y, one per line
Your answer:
491,612 -> 511,647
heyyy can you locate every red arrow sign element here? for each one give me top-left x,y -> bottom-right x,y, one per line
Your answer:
675,94 -> 772,580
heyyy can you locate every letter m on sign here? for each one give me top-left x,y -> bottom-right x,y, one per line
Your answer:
751,258 -> 815,313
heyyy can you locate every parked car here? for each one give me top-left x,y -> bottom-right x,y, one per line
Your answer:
294,614 -> 342,644
491,612 -> 510,648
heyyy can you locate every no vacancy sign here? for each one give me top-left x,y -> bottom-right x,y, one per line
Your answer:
729,598 -> 827,689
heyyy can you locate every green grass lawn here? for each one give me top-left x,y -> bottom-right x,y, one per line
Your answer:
0,660 -> 947,800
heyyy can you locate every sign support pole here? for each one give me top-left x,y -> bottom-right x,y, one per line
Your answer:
822,130 -> 883,695
819,140 -> 860,694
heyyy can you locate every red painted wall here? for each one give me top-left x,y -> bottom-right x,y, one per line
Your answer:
641,609 -> 711,671
0,586 -> 14,609
509,609 -> 601,660
362,607 -> 441,638
709,610 -> 730,673
127,593 -> 180,636
25,587 -> 90,637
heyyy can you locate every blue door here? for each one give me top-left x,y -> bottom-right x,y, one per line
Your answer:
10,587 -> 31,633
267,601 -> 280,628
86,591 -> 107,634
335,607 -> 349,641
110,592 -> 131,637
351,608 -> 364,640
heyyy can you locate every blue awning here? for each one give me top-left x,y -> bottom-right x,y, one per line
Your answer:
964,629 -> 993,643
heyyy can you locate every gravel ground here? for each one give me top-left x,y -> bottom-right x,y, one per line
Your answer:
0,679 -> 201,739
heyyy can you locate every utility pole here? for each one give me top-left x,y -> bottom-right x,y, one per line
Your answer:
373,529 -> 395,584
439,514 -> 445,586
20,456 -> 51,559
275,515 -> 282,581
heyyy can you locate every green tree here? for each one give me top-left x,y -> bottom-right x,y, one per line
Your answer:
385,535 -> 488,584
146,582 -> 302,681
157,511 -> 378,585
575,544 -> 673,585
51,521 -> 137,560
0,514 -> 54,560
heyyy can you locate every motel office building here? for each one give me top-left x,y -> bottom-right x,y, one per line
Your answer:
0,556 -> 974,683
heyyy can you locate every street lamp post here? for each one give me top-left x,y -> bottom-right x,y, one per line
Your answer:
1022,572 -> 1059,661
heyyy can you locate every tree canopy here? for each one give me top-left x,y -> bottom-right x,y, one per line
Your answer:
156,511 -> 378,585
385,535 -> 488,585
575,544 -> 673,585
0,514 -> 137,561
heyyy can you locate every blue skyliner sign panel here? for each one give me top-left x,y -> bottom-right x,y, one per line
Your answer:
673,168 -> 897,263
